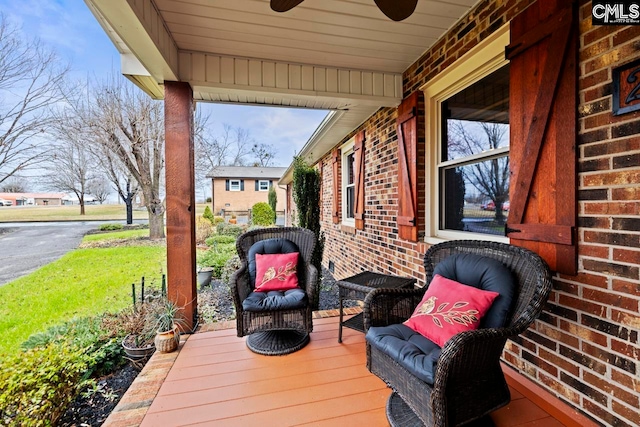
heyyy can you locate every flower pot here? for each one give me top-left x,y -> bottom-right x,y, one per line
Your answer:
197,267 -> 214,288
122,335 -> 155,359
154,325 -> 180,353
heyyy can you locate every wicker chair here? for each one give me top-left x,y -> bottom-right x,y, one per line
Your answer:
231,227 -> 317,355
364,240 -> 553,426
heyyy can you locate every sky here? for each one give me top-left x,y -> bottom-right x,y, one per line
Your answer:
0,0 -> 328,169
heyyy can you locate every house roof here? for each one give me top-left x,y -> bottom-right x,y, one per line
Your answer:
206,166 -> 287,180
84,0 -> 477,187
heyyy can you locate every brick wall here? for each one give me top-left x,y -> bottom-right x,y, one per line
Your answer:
318,1 -> 640,425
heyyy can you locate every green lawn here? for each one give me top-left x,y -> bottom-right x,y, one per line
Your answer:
83,228 -> 151,242
0,203 -> 209,222
0,244 -> 167,355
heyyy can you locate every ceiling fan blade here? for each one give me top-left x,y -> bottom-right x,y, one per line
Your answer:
270,0 -> 305,13
374,0 -> 418,21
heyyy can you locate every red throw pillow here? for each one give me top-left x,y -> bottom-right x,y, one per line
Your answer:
254,252 -> 299,292
404,274 -> 499,347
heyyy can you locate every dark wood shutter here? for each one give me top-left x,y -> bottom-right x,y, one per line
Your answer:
331,148 -> 340,224
225,179 -> 229,191
240,180 -> 244,191
255,180 -> 259,191
397,93 -> 419,241
354,130 -> 366,230
506,0 -> 577,275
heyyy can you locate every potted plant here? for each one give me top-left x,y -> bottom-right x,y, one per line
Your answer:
148,298 -> 186,353
197,250 -> 215,288
119,304 -> 156,359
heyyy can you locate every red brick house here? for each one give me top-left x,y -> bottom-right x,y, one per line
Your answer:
87,1 -> 638,425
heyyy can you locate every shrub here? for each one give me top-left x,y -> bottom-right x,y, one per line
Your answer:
196,215 -> 214,244
203,205 -> 216,224
268,186 -> 277,222
221,255 -> 242,285
216,222 -> 245,237
99,223 -> 124,231
213,215 -> 225,225
251,202 -> 275,226
205,197 -> 212,203
196,243 -> 237,278
0,342 -> 91,426
205,235 -> 237,246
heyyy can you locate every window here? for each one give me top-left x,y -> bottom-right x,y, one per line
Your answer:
341,138 -> 355,225
229,180 -> 241,191
257,180 -> 270,191
424,25 -> 510,242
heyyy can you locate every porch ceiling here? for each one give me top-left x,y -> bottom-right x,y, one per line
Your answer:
85,0 -> 477,166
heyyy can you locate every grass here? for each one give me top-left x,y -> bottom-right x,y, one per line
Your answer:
0,244 -> 166,355
0,203 -> 210,222
83,229 -> 151,242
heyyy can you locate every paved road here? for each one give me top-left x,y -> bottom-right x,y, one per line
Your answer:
0,222 -> 106,286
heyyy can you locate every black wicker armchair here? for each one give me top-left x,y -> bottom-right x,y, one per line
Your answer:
364,240 -> 553,426
231,227 -> 317,355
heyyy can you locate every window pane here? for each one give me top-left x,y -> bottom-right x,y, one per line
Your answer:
442,65 -> 510,162
347,152 -> 355,185
346,186 -> 355,219
441,156 -> 510,236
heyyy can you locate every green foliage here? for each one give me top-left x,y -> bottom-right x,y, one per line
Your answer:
98,223 -> 124,231
205,197 -> 212,203
197,243 -> 237,278
82,228 -> 149,243
0,342 -> 91,426
221,255 -> 242,285
203,205 -> 216,224
205,234 -> 237,246
21,316 -> 124,377
250,202 -> 275,226
268,185 -> 277,222
213,216 -> 225,225
216,222 -> 245,237
292,156 -> 325,310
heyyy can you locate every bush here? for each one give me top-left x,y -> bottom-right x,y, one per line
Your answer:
203,206 -> 216,224
213,215 -> 225,225
98,223 -> 124,231
0,342 -> 91,426
221,255 -> 242,285
268,186 -> 277,222
205,235 -> 237,246
196,215 -> 214,244
251,202 -> 275,226
205,197 -> 212,203
196,243 -> 237,278
216,222 -> 245,237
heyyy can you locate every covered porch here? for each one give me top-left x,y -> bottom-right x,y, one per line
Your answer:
104,314 -> 595,426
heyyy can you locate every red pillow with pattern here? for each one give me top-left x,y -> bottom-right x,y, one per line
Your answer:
404,274 -> 499,347
254,252 -> 299,292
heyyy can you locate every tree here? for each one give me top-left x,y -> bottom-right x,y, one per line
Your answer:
0,176 -> 28,193
87,177 -> 111,204
448,121 -> 510,222
268,185 -> 277,223
251,142 -> 276,167
94,143 -> 139,224
41,138 -> 95,215
292,156 -> 324,310
87,78 -> 165,238
0,15 -> 68,185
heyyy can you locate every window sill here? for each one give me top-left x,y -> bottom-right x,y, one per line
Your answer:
340,224 -> 356,234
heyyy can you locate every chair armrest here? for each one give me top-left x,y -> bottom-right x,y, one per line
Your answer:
363,287 -> 426,331
303,264 -> 318,305
230,263 -> 250,309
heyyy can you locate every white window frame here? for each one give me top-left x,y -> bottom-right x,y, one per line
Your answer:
258,180 -> 270,191
229,179 -> 241,191
422,24 -> 510,244
341,137 -> 356,227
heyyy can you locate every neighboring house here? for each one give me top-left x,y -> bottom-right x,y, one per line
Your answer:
207,166 -> 287,215
87,1 -> 640,425
0,193 -> 69,206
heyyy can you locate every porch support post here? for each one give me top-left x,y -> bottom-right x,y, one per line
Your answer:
164,81 -> 197,331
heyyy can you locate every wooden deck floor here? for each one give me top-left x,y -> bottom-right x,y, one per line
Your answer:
125,316 -> 576,427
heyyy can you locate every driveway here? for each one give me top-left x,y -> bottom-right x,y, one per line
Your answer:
0,222 -> 102,286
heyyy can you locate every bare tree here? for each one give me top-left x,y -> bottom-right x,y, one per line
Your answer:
41,138 -> 96,215
448,121 -> 510,221
87,176 -> 111,204
0,15 -> 68,185
195,123 -> 254,173
0,176 -> 28,193
98,147 -> 139,224
251,142 -> 276,167
87,78 -> 165,239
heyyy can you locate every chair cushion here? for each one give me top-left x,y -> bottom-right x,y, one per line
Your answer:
248,238 -> 300,287
255,252 -> 299,291
242,288 -> 308,312
366,324 -> 441,385
433,253 -> 515,328
403,275 -> 499,347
